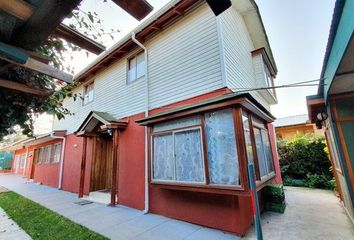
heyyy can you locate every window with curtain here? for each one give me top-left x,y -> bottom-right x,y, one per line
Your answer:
53,143 -> 61,163
20,154 -> 26,168
253,126 -> 274,178
44,145 -> 52,164
152,127 -> 205,183
205,109 -> 239,185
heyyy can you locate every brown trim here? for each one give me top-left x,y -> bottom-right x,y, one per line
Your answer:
151,182 -> 247,196
139,96 -> 274,126
200,114 -> 210,184
79,137 -> 87,198
330,92 -> 354,100
233,108 -> 249,191
248,114 -> 261,180
335,116 -> 354,122
152,124 -> 201,135
255,174 -> 275,191
111,130 -> 119,206
332,103 -> 354,192
324,130 -> 343,200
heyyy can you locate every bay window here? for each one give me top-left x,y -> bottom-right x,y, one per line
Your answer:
205,109 -> 239,185
146,100 -> 276,193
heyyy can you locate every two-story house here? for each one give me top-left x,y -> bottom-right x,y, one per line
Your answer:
15,0 -> 282,235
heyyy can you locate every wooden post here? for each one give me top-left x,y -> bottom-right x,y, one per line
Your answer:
79,137 -> 87,198
111,129 -> 119,206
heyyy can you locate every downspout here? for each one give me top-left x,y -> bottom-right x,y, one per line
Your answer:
23,147 -> 29,177
132,32 -> 149,214
50,132 -> 66,190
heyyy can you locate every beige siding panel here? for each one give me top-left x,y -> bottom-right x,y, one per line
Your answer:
147,3 -> 223,108
220,7 -> 270,110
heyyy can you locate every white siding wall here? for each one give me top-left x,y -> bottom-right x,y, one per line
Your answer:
53,3 -> 223,134
146,3 -> 223,107
219,6 -> 271,110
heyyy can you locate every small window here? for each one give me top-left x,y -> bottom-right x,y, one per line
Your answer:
53,143 -> 61,163
253,125 -> 274,179
242,112 -> 254,164
127,52 -> 145,83
44,145 -> 52,164
37,147 -> 45,164
264,63 -> 275,95
20,154 -> 26,168
83,82 -> 94,105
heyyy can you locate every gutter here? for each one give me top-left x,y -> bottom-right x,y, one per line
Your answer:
131,32 -> 150,214
318,0 -> 345,96
50,132 -> 66,190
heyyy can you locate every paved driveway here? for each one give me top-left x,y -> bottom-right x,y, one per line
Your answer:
243,186 -> 354,239
0,174 -> 238,240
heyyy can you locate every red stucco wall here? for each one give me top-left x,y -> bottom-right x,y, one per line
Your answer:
61,135 -> 84,193
149,188 -> 254,235
118,113 -> 146,210
31,139 -> 63,188
12,148 -> 26,175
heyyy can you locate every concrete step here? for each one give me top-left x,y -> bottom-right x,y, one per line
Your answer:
85,190 -> 111,205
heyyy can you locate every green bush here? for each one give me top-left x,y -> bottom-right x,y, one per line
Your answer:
278,134 -> 335,190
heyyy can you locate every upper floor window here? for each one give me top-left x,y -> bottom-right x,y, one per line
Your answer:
264,64 -> 273,88
127,52 -> 145,83
83,82 -> 94,105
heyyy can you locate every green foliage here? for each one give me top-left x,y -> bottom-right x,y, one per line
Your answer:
278,134 -> 335,190
0,191 -> 108,240
0,2 -> 118,141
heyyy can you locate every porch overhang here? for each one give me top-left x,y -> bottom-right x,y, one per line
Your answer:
75,111 -> 128,137
136,92 -> 275,125
306,95 -> 326,129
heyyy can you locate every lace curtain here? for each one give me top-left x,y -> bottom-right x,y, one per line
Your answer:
175,129 -> 204,182
205,109 -> 239,185
153,134 -> 174,180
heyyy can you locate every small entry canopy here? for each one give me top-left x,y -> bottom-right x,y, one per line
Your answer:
75,111 -> 128,137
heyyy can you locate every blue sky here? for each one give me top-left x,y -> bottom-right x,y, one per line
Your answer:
71,0 -> 336,119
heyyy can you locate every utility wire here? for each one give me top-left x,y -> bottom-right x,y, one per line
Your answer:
232,78 -> 325,93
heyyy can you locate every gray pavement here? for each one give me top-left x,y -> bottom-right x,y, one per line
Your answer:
243,186 -> 354,239
0,174 -> 238,240
0,207 -> 32,240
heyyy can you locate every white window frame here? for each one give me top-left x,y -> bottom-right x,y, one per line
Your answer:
83,82 -> 94,105
127,52 -> 145,84
20,154 -> 26,168
151,126 -> 206,185
253,124 -> 275,181
44,145 -> 52,164
53,143 -> 61,163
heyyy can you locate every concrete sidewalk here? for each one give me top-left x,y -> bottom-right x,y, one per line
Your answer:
0,207 -> 32,240
0,174 -> 238,240
243,186 -> 354,239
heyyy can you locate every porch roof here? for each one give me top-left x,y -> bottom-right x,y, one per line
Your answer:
75,111 -> 128,136
136,92 -> 275,125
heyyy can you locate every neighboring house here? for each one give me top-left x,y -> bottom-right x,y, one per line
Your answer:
274,114 -> 324,140
7,0 -> 282,235
307,0 -> 354,223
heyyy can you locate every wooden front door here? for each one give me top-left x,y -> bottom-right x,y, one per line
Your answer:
90,137 -> 113,191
